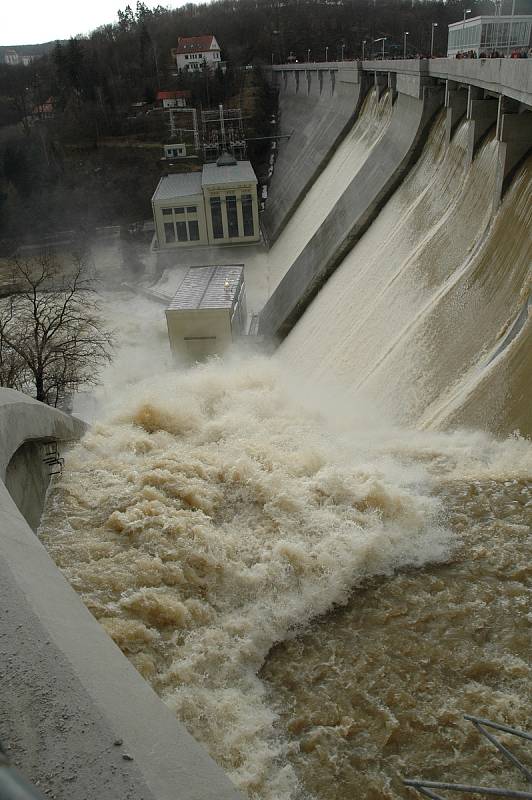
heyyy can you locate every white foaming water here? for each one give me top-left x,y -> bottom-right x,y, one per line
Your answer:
41,357 -> 455,798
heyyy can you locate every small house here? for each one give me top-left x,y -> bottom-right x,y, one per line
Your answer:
163,143 -> 188,159
156,90 -> 191,109
165,264 -> 247,361
175,35 -> 223,72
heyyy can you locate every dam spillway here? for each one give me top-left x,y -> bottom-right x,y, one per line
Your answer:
1,59 -> 532,800
280,115 -> 532,435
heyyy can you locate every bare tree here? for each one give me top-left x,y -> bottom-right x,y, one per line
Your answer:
0,251 -> 114,408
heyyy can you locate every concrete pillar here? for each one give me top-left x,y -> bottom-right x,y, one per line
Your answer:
387,71 -> 398,101
294,70 -> 300,94
306,69 -> 312,95
374,71 -> 387,99
445,80 -> 467,143
493,110 -> 532,212
495,94 -> 521,139
466,86 -> 498,164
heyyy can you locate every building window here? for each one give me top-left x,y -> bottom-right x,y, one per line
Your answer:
176,221 -> 188,241
174,207 -> 184,215
188,220 -> 200,241
186,206 -> 197,213
226,195 -> 239,238
241,194 -> 255,237
164,222 -> 175,243
210,197 -> 224,238
162,207 -> 173,216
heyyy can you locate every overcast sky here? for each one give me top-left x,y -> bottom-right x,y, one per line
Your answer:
1,1 -> 191,46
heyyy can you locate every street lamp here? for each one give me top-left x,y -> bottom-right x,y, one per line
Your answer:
403,31 -> 409,58
431,22 -> 438,57
362,39 -> 367,60
325,46 -> 329,62
462,9 -> 471,53
307,48 -> 311,63
374,36 -> 387,59
341,43 -> 345,61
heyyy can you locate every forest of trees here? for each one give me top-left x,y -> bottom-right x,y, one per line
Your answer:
0,0 -> 511,252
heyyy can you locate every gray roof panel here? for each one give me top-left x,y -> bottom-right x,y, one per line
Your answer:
152,173 -> 203,202
168,265 -> 244,311
202,160 -> 257,188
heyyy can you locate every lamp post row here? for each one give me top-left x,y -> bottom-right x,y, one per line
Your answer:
272,26 -> 440,64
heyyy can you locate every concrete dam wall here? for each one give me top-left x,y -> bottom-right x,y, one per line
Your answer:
261,62 -> 365,245
261,58 -> 531,437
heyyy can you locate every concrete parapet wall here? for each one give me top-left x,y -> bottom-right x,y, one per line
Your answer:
262,63 -> 366,244
428,57 -> 532,107
273,58 -> 532,107
0,388 -> 243,800
259,87 -> 444,339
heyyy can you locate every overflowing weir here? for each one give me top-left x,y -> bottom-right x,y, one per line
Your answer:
280,114 -> 532,435
1,59 -> 531,800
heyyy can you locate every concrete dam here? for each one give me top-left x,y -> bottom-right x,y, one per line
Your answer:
1,59 -> 531,800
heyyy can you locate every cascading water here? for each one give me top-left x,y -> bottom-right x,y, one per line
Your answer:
265,88 -> 393,294
40,99 -> 531,800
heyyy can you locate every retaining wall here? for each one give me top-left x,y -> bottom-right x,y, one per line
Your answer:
0,388 -> 242,800
262,62 -> 367,244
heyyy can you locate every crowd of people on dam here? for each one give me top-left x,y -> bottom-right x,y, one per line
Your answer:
455,48 -> 530,58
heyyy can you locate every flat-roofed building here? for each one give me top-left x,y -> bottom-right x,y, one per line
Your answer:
156,90 -> 191,109
201,154 -> 259,245
165,264 -> 246,360
152,153 -> 260,249
447,15 -> 532,56
152,173 -> 208,247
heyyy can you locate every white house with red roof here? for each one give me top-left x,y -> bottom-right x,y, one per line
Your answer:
175,35 -> 222,71
156,90 -> 191,109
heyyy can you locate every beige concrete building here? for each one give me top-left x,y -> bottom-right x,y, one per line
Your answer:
165,264 -> 247,361
152,154 -> 260,249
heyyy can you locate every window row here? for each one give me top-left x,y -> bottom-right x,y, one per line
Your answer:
210,194 -> 255,239
164,219 -> 200,243
162,206 -> 197,215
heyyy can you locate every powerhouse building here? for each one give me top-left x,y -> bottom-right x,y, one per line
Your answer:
152,153 -> 260,249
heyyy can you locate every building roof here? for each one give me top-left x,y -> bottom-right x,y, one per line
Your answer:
152,173 -> 203,202
176,35 -> 219,55
202,159 -> 257,188
32,96 -> 54,115
448,13 -> 532,27
168,265 -> 244,311
156,90 -> 191,100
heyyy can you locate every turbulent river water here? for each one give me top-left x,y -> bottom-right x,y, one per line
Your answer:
40,100 -> 531,800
